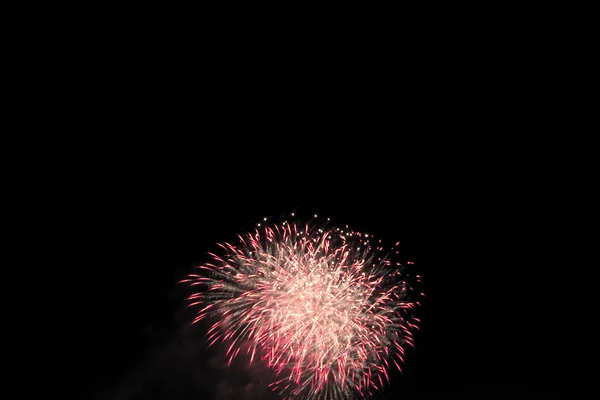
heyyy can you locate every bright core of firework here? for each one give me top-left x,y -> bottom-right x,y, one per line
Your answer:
181,219 -> 422,400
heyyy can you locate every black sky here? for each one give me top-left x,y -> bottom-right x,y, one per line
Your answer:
64,18 -> 596,397
72,133 -> 594,400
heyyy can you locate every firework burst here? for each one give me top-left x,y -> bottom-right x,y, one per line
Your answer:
181,217 -> 422,399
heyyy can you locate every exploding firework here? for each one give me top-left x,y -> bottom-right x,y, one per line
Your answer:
181,216 -> 422,400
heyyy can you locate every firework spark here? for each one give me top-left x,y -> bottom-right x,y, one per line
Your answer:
181,218 -> 422,399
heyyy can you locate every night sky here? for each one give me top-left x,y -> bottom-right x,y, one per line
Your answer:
66,29 -> 593,395
37,6 -> 596,397
72,135 -> 594,400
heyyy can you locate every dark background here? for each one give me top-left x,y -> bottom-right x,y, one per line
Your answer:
58,13 -> 596,398
71,131 -> 594,399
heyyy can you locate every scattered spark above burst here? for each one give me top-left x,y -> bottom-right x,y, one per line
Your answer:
181,217 -> 422,400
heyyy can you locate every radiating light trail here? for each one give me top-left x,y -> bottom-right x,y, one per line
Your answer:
181,217 -> 422,399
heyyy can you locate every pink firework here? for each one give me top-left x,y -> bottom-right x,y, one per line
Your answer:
181,218 -> 422,399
